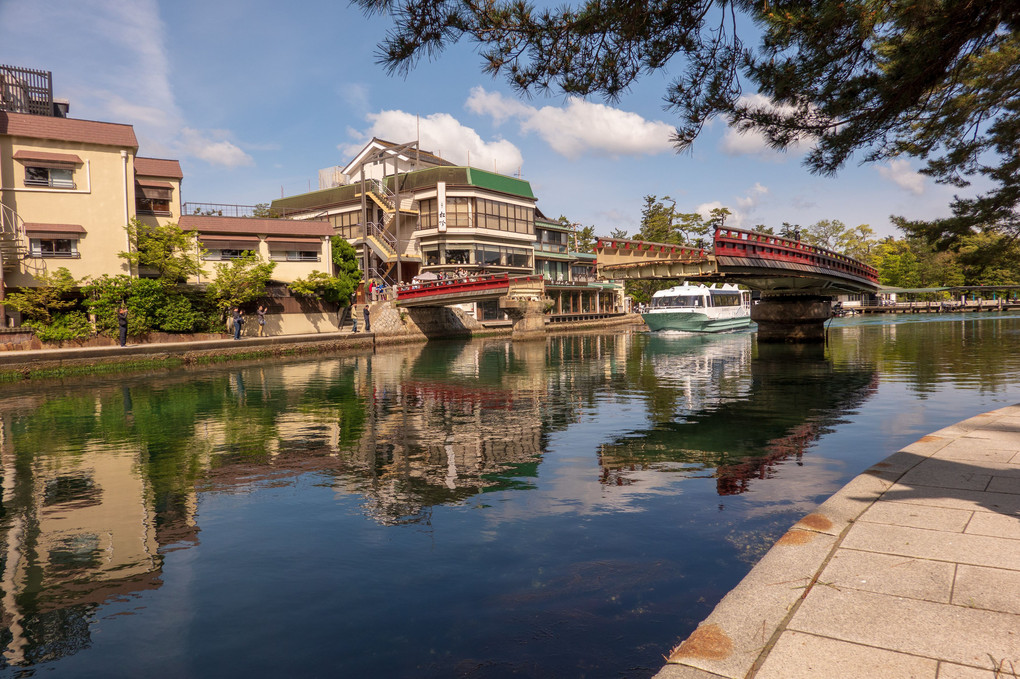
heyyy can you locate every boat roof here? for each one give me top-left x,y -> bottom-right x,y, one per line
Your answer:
651,283 -> 744,297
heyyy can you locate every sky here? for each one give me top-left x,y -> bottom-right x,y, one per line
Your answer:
0,0 -> 973,239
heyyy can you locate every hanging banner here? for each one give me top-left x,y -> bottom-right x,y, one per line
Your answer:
437,181 -> 447,232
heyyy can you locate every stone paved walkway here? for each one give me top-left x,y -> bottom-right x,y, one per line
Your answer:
657,405 -> 1020,679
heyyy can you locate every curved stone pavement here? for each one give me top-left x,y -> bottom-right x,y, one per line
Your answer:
656,405 -> 1020,679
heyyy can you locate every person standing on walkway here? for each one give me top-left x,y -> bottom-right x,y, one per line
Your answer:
232,307 -> 244,340
351,305 -> 358,333
117,306 -> 128,347
363,304 -> 371,333
257,305 -> 267,337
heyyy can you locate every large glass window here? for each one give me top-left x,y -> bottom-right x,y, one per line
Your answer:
331,211 -> 362,239
444,248 -> 470,265
475,245 -> 502,266
506,247 -> 531,268
423,248 -> 440,266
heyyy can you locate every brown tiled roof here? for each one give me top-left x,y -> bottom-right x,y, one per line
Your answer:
13,150 -> 83,164
179,214 -> 333,237
135,156 -> 183,179
0,111 -> 138,148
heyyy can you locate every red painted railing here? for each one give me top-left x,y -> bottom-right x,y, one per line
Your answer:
396,273 -> 543,301
595,238 -> 706,260
712,227 -> 879,284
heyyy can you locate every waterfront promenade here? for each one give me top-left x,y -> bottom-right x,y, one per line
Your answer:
658,406 -> 1020,679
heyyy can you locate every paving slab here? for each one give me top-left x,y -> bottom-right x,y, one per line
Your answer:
952,565 -> 1020,615
654,407 -> 1020,679
790,586 -> 1020,668
817,549 -> 954,603
754,631 -> 937,679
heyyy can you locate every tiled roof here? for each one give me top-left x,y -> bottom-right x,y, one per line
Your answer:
135,156 -> 183,179
0,111 -> 138,148
179,214 -> 334,237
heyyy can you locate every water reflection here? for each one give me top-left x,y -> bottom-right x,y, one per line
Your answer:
2,314 -> 1020,675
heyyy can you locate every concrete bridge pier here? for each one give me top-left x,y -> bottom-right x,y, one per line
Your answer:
751,295 -> 832,343
499,297 -> 550,340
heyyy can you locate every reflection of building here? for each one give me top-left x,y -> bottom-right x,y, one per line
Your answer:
0,415 -> 170,666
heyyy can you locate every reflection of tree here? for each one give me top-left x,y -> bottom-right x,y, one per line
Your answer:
598,341 -> 879,495
830,315 -> 1020,398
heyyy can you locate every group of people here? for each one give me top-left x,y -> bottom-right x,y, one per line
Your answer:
231,305 -> 268,340
350,304 -> 371,333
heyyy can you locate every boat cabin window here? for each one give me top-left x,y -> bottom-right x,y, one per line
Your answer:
653,295 -> 704,308
710,293 -> 742,307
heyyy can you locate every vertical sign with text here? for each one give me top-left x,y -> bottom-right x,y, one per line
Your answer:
437,181 -> 447,232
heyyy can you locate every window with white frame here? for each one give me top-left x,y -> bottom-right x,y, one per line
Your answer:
25,166 -> 75,189
29,238 -> 79,258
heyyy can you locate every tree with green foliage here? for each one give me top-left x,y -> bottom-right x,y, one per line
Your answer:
331,236 -> 363,297
799,220 -> 877,264
289,271 -> 357,305
356,1 -> 1020,248
5,268 -> 90,342
83,275 -> 212,336
206,251 -> 277,312
121,219 -> 205,283
572,224 -> 597,253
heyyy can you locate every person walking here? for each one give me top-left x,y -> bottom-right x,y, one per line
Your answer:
117,306 -> 128,347
351,305 -> 358,333
363,304 -> 371,333
232,307 -> 244,340
257,305 -> 267,337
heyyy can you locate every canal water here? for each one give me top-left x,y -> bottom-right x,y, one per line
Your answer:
2,313 -> 1020,678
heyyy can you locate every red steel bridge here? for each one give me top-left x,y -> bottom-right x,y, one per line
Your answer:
597,227 -> 879,342
595,227 -> 879,294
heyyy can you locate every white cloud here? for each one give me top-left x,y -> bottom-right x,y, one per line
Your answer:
178,129 -> 255,168
341,109 -> 524,174
877,159 -> 925,195
736,183 -> 769,211
693,184 -> 769,228
720,94 -> 806,160
466,87 -> 675,159
0,0 -> 255,170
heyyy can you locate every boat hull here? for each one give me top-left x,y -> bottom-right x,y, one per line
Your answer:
642,311 -> 753,333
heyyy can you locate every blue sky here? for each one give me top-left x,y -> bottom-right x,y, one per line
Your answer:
1,0 -> 968,239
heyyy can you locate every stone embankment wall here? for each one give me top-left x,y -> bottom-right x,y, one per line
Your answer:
369,302 -> 502,346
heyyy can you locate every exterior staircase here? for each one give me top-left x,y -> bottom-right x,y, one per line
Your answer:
364,180 -> 421,263
0,202 -> 28,272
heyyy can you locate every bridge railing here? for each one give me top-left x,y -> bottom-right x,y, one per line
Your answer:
396,273 -> 513,301
713,227 -> 879,284
595,238 -> 706,260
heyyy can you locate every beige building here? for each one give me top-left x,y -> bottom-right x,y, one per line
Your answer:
1,65 -> 337,333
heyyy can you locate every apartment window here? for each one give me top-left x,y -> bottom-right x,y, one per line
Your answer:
29,238 -> 79,258
25,166 -> 75,189
137,196 -> 171,215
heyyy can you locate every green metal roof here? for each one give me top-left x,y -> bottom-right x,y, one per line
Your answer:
394,166 -> 535,199
271,184 -> 360,212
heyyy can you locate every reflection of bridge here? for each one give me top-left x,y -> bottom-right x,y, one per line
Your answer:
596,227 -> 880,341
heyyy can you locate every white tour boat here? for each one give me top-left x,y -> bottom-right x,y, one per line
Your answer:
642,283 -> 753,333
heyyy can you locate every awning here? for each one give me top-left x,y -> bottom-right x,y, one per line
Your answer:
199,234 -> 260,250
136,183 -> 173,200
23,223 -> 86,239
264,237 -> 321,249
13,150 -> 83,166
